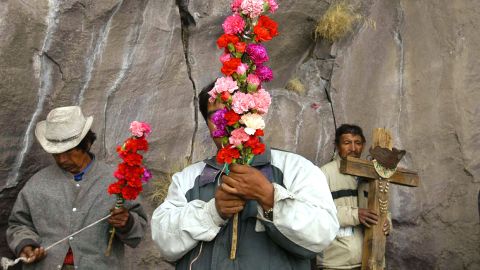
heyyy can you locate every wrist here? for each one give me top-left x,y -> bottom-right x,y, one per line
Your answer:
258,182 -> 274,210
209,199 -> 227,226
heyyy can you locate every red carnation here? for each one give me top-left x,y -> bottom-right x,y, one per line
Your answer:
123,137 -> 148,153
244,136 -> 259,148
217,34 -> 240,48
245,136 -> 266,155
113,169 -> 125,180
221,58 -> 242,76
252,142 -> 265,155
123,138 -> 137,152
127,178 -> 143,188
254,129 -> 264,137
234,42 -> 246,53
224,110 -> 241,126
254,15 -> 278,42
216,146 -> 240,164
123,152 -> 143,166
221,91 -> 231,102
108,182 -> 123,195
124,164 -> 144,182
135,137 -> 148,151
121,185 -> 142,200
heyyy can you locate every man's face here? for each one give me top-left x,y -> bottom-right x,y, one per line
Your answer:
206,101 -> 226,150
52,148 -> 89,174
337,133 -> 364,159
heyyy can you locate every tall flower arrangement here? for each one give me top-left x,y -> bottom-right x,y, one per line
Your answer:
210,0 -> 279,260
210,0 -> 278,167
105,121 -> 152,256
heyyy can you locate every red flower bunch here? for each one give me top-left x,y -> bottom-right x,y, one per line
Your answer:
107,121 -> 152,201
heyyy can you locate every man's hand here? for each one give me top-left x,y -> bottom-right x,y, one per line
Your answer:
358,208 -> 378,227
215,186 -> 246,219
383,219 -> 391,235
108,207 -> 130,228
221,164 -> 274,210
19,246 -> 46,264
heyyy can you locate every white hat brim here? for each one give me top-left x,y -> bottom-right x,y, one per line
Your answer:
35,116 -> 94,154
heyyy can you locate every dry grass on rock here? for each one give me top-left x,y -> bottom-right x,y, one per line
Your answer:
148,161 -> 191,206
285,78 -> 306,94
315,1 -> 368,42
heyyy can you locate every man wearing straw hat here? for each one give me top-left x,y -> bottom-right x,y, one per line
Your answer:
6,106 -> 147,270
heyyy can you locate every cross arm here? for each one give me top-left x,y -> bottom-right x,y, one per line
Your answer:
340,156 -> 419,187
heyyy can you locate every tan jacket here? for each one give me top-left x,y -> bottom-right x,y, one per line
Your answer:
316,157 -> 366,269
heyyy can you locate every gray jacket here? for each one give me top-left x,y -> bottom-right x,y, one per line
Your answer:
7,160 -> 147,270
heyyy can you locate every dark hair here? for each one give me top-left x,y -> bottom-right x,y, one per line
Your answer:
198,81 -> 216,123
74,130 -> 97,154
334,124 -> 366,145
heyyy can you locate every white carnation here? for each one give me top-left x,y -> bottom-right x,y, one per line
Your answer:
240,113 -> 265,135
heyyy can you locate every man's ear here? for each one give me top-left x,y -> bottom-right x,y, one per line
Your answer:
85,142 -> 92,153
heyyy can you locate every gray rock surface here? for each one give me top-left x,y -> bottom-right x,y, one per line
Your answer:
0,0 -> 478,269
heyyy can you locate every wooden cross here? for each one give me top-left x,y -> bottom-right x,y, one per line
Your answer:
339,128 -> 420,270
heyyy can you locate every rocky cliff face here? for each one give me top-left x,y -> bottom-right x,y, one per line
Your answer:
0,0 -> 478,269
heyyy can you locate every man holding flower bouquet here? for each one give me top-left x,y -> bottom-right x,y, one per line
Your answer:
7,106 -> 147,270
151,85 -> 339,270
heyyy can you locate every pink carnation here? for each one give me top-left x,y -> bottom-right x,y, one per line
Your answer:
208,76 -> 239,102
252,88 -> 271,114
220,53 -> 231,63
241,0 -> 265,18
247,74 -> 261,85
129,121 -> 152,137
229,127 -> 250,146
267,0 -> 278,13
222,14 -> 246,35
231,0 -> 243,13
236,63 -> 248,75
232,92 -> 255,114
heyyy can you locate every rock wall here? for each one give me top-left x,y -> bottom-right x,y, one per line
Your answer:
0,0 -> 478,269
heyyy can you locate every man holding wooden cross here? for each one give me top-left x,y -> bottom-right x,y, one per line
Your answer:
315,124 -> 391,270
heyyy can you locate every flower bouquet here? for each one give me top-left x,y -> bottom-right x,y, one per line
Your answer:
105,121 -> 152,256
209,0 -> 279,260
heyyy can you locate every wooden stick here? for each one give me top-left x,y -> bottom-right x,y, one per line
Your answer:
229,213 -> 239,259
105,197 -> 124,256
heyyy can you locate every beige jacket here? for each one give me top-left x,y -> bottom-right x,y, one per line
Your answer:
316,157 -> 366,269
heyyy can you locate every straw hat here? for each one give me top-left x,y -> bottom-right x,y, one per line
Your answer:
35,106 -> 93,154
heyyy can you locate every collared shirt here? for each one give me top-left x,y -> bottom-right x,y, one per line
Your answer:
73,155 -> 95,181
